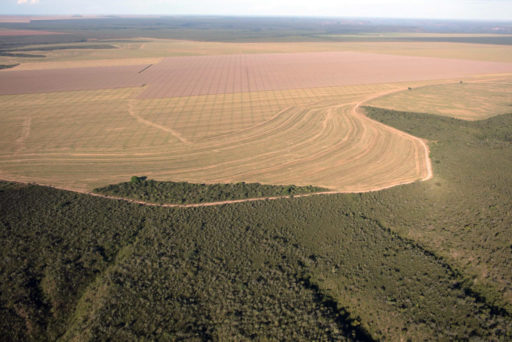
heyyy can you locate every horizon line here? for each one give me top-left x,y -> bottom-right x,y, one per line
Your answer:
0,14 -> 511,23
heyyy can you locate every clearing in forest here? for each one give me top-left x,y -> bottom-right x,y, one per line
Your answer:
0,50 -> 511,191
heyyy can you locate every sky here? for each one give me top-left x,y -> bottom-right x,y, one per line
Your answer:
2,0 -> 512,21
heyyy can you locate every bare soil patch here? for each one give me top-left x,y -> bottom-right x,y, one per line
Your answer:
138,52 -> 512,98
0,65 -> 147,94
2,51 -> 511,96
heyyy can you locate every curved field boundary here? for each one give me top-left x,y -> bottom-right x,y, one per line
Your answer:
0,85 -> 435,198
127,87 -> 431,192
367,75 -> 512,121
12,76 -> 504,193
352,88 -> 433,183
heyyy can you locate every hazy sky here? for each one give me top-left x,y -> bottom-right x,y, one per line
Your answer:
3,0 -> 512,21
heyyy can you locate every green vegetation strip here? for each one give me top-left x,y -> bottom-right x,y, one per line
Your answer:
94,178 -> 328,204
8,44 -> 118,52
0,63 -> 19,70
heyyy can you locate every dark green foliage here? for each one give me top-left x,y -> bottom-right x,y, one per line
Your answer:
7,44 -> 117,52
130,175 -> 146,184
363,107 -> 512,311
0,43 -> 116,60
0,34 -> 84,51
0,63 -> 19,69
63,203 -> 364,341
0,52 -> 45,58
94,179 -> 328,204
0,183 -> 147,341
2,181 -> 511,341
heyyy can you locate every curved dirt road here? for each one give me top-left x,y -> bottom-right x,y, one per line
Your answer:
3,86 -> 436,208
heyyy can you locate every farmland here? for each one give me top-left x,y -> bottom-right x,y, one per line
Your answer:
1,16 -> 512,341
3,104 -> 512,340
369,77 -> 512,120
1,47 -> 511,191
0,82 -> 432,191
2,39 -> 512,71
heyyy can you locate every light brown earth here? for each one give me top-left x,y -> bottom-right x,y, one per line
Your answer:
368,76 -> 512,120
0,80 -> 436,192
4,39 -> 512,70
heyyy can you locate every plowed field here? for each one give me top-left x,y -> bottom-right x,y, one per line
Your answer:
0,83 -> 432,191
139,52 -> 512,98
0,51 -> 510,191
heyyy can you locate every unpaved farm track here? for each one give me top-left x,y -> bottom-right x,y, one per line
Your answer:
127,100 -> 191,145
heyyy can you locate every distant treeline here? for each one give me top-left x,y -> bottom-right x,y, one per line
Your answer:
0,43 -> 117,60
0,17 -> 511,44
94,178 -> 328,204
0,63 -> 19,70
6,44 -> 117,52
0,51 -> 45,58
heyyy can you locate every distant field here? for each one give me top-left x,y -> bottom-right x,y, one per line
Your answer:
138,52 -> 512,98
2,39 -> 512,70
2,51 -> 512,96
1,19 -> 512,341
369,77 -> 512,120
0,64 -> 145,94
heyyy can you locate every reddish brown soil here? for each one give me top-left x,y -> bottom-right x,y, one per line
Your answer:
1,51 -> 511,96
138,52 -> 512,98
0,65 -> 147,94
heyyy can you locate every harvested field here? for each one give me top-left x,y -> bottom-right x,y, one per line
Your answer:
3,51 -> 511,96
0,50 -> 510,192
139,52 -> 512,98
0,82 -> 430,192
0,65 -> 147,94
368,77 -> 512,120
3,39 -> 512,72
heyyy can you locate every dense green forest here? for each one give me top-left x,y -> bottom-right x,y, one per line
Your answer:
94,178 -> 328,204
363,107 -> 512,312
1,108 -> 511,341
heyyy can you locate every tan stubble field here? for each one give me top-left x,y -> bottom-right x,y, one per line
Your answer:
1,40 -> 511,192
